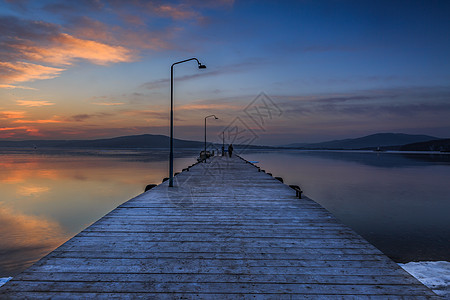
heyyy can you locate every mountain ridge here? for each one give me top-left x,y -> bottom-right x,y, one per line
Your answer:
0,133 -> 446,150
0,134 -> 204,149
285,133 -> 440,150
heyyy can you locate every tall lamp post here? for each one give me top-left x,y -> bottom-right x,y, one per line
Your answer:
204,114 -> 218,161
169,58 -> 206,187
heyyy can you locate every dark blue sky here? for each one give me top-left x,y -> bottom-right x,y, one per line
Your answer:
1,0 -> 449,144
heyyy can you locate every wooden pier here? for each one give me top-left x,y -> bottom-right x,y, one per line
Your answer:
0,155 -> 439,298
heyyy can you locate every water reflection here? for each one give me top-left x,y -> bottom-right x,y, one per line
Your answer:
0,149 -> 197,276
0,207 -> 67,276
242,150 -> 450,263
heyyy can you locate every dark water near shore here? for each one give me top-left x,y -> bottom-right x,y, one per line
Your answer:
0,148 -> 449,276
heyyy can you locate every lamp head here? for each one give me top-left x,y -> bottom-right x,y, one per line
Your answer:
198,64 -> 207,69
214,116 -> 218,119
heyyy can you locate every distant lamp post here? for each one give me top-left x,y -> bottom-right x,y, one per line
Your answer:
169,58 -> 206,187
204,114 -> 218,161
221,130 -> 225,156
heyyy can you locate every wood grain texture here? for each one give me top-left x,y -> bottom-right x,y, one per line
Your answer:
0,155 -> 439,298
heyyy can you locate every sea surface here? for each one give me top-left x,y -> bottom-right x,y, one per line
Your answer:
0,148 -> 449,277
242,149 -> 450,263
0,148 -> 198,277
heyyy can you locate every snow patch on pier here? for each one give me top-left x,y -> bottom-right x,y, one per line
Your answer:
0,277 -> 12,287
399,261 -> 450,298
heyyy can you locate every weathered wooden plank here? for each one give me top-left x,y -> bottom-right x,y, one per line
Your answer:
0,291 -> 436,300
78,230 -> 359,238
30,257 -> 400,269
82,224 -> 355,231
56,244 -> 385,255
16,271 -> 421,285
48,250 -> 388,261
75,231 -> 364,240
60,239 -> 375,249
0,155 -> 438,298
1,281 -> 437,296
20,260 -> 423,277
51,246 -> 384,255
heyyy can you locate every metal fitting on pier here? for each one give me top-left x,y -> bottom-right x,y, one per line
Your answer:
144,184 -> 157,192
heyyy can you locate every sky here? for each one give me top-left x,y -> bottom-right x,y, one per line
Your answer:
1,0 -> 449,145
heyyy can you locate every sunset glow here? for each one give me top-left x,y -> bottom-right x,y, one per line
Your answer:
1,0 -> 449,144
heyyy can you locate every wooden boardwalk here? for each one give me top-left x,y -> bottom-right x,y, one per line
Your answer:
0,155 -> 439,299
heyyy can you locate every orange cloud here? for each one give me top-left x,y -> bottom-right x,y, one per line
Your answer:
92,102 -> 125,106
67,17 -> 173,51
13,119 -> 63,124
0,84 -> 37,90
178,103 -> 242,111
0,126 -> 41,137
1,16 -> 135,87
0,61 -> 64,84
156,4 -> 199,20
16,100 -> 55,107
0,111 -> 26,119
15,33 -> 134,66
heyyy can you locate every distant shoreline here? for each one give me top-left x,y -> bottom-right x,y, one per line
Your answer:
1,147 -> 449,155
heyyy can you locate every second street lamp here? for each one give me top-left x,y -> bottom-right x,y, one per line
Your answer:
169,58 -> 206,187
222,130 -> 225,156
204,114 -> 218,162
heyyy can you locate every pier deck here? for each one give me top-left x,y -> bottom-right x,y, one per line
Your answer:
0,155 -> 439,298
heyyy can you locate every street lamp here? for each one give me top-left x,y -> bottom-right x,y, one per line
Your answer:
204,114 -> 218,162
221,130 -> 225,156
169,58 -> 206,187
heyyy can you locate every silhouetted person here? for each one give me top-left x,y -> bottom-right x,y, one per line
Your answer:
228,144 -> 233,157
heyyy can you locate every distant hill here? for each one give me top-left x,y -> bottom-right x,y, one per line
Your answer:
400,139 -> 450,152
0,134 -> 204,149
285,133 -> 439,150
1,133 -> 445,151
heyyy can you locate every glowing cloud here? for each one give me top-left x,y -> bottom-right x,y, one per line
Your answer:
0,61 -> 64,84
156,4 -> 199,20
178,103 -> 241,111
92,102 -> 125,106
13,119 -> 63,124
14,33 -> 134,66
0,15 -> 135,87
0,84 -> 36,90
16,100 -> 55,107
0,126 -> 41,138
0,111 -> 26,119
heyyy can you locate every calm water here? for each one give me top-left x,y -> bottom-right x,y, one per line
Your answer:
241,150 -> 450,263
0,148 -> 449,277
0,148 -> 197,277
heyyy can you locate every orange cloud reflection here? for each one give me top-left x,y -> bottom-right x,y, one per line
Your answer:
17,185 -> 51,197
0,207 -> 68,275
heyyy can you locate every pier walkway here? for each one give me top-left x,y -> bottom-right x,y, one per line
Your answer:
0,155 -> 439,298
